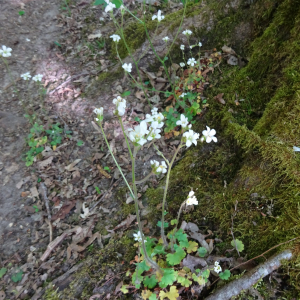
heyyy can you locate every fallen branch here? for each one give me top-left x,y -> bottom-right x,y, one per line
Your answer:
39,183 -> 53,242
205,249 -> 293,300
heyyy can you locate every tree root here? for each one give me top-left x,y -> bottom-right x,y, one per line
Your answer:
205,249 -> 293,300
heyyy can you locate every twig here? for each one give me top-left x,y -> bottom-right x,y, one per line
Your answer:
205,250 -> 293,300
39,183 -> 53,242
230,236 -> 299,272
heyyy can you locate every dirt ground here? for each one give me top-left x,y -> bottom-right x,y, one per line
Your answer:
0,0 -> 180,298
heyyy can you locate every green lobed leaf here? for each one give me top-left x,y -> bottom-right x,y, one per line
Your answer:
143,275 -> 158,289
159,269 -> 177,288
170,219 -> 178,225
132,267 -> 143,289
177,276 -> 192,287
137,260 -> 150,272
11,270 -> 23,282
149,294 -> 157,300
166,245 -> 186,265
219,269 -> 231,280
231,239 -> 244,252
120,285 -> 129,294
157,221 -> 169,228
152,244 -> 166,255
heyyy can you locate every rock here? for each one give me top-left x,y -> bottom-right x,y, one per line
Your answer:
227,55 -> 238,65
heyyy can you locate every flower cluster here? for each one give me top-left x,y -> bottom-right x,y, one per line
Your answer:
180,45 -> 185,51
214,261 -> 222,273
113,96 -> 126,116
145,107 -> 164,129
133,231 -> 146,243
94,107 -> 104,121
127,120 -> 149,146
187,58 -> 196,67
110,34 -> 121,42
122,63 -> 132,73
104,0 -> 116,12
152,10 -> 164,22
0,45 -> 12,57
21,72 -> 43,82
162,36 -> 169,42
186,190 -> 198,206
150,160 -> 167,174
182,29 -> 192,36
21,72 -> 31,80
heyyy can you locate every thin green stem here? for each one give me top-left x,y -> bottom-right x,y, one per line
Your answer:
135,172 -> 153,184
132,148 -> 162,273
118,117 -> 133,159
165,0 -> 188,59
170,200 -> 186,252
98,122 -> 134,196
153,144 -> 170,166
111,14 -> 151,106
161,141 -> 182,247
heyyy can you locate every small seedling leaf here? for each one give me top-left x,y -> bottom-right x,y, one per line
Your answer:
198,247 -> 207,257
19,10 -> 25,16
11,270 -> 23,282
231,239 -> 244,252
219,269 -> 231,280
0,268 -> 7,278
122,91 -> 131,97
77,140 -> 84,146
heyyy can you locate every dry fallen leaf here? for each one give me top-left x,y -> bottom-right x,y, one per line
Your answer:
214,93 -> 226,105
97,164 -> 111,179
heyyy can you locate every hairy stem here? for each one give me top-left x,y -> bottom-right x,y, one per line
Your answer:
161,142 -> 182,247
135,172 -> 154,184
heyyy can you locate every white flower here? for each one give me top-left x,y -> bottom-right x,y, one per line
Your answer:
150,160 -> 159,168
105,1 -> 116,12
152,10 -> 164,22
202,126 -> 217,143
199,42 -> 202,47
187,58 -> 197,67
162,36 -> 169,42
293,146 -> 300,152
180,45 -> 185,51
145,112 -> 164,128
32,74 -> 43,82
190,45 -> 194,49
186,194 -> 198,206
122,63 -> 132,73
80,202 -> 89,219
214,261 -> 222,274
26,38 -> 31,42
94,107 -> 103,115
151,107 -> 158,115
180,62 -> 185,67
0,45 -> 12,57
128,120 -> 149,146
113,96 -> 126,116
157,161 -> 167,173
176,114 -> 189,128
183,129 -> 199,148
179,93 -> 187,98
147,128 -> 161,141
133,231 -> 146,243
110,34 -> 121,42
182,29 -> 192,36
21,72 -> 31,80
